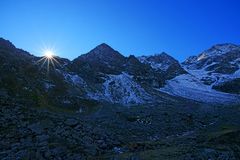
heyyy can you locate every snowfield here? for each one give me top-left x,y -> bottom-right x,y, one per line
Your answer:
159,74 -> 240,104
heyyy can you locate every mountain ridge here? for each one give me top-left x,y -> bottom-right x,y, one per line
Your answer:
0,37 -> 239,106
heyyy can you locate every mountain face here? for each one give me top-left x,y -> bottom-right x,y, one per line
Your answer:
0,38 -> 239,106
182,43 -> 240,93
69,44 -> 171,104
183,43 -> 240,73
138,52 -> 186,79
159,43 -> 240,103
72,43 -> 126,74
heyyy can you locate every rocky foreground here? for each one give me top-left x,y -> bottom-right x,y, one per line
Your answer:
1,96 -> 240,159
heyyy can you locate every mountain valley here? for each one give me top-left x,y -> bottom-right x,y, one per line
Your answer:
0,38 -> 240,159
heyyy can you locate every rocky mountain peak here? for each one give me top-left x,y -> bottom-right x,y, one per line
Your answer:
158,52 -> 171,57
183,43 -> 240,66
77,43 -> 125,63
211,43 -> 239,52
0,38 -> 16,50
0,38 -> 32,59
89,43 -> 122,57
71,43 -> 126,75
138,52 -> 182,72
149,52 -> 178,63
137,52 -> 186,80
199,43 -> 239,59
95,43 -> 112,50
127,55 -> 141,64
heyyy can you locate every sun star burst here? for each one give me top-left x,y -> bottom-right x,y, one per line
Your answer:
44,50 -> 54,59
35,48 -> 61,74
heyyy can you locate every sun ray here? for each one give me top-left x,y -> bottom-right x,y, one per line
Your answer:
35,56 -> 46,64
47,58 -> 50,74
51,57 -> 62,67
40,58 -> 48,70
50,58 -> 56,70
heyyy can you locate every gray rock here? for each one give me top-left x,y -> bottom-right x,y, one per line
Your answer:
28,123 -> 43,135
50,146 -> 66,156
37,134 -> 49,142
64,118 -> 78,127
15,150 -> 29,159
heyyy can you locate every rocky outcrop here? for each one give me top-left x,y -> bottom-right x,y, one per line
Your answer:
138,52 -> 186,79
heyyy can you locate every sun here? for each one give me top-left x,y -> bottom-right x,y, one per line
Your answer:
35,46 -> 61,74
44,50 -> 54,59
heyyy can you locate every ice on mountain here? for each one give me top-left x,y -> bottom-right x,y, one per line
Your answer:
159,74 -> 240,104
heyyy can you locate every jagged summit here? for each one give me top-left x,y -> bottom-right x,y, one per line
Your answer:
184,43 -> 240,65
200,43 -> 239,58
151,52 -> 178,62
95,42 -> 112,49
211,43 -> 239,51
76,43 -> 125,64
88,43 -> 121,56
0,37 -> 16,50
71,43 -> 126,75
0,38 -> 33,59
183,43 -> 240,68
138,52 -> 184,71
138,52 -> 176,62
154,52 -> 171,57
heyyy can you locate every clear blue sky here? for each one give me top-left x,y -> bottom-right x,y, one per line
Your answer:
1,0 -> 240,62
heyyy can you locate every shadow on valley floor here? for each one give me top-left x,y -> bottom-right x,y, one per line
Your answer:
0,96 -> 240,159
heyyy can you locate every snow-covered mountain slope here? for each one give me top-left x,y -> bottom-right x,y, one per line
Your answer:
90,72 -> 151,105
183,61 -> 240,86
183,43 -> 240,73
182,43 -> 240,94
159,74 -> 240,104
